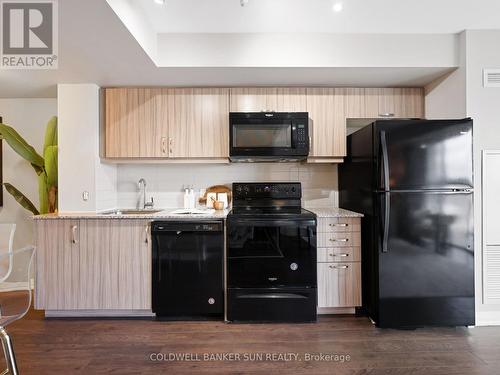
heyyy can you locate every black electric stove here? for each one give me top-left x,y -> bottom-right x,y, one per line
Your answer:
226,182 -> 317,323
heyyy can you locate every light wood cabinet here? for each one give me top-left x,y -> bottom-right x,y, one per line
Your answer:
316,216 -> 362,309
105,88 -> 164,158
306,88 -> 346,160
345,88 -> 424,119
229,87 -> 307,112
35,219 -> 151,311
35,219 -> 80,310
344,88 -> 367,118
318,262 -> 361,308
167,88 -> 229,158
104,87 -> 229,159
366,88 -> 424,119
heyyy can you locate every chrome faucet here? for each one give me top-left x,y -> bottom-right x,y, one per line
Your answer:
138,178 -> 154,210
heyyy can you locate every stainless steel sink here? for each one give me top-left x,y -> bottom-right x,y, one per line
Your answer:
100,209 -> 163,216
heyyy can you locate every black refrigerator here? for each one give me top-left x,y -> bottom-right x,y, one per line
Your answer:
339,119 -> 475,328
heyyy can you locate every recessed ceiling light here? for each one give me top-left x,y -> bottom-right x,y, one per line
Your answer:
154,0 -> 165,4
332,2 -> 343,12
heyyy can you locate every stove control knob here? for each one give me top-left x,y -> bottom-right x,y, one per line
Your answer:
208,298 -> 215,305
290,263 -> 298,271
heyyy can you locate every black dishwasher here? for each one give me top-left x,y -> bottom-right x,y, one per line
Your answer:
152,221 -> 224,319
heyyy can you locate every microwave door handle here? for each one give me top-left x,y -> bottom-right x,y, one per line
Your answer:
290,124 -> 297,149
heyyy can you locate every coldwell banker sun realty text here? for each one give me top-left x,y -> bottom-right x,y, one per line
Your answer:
1,0 -> 58,69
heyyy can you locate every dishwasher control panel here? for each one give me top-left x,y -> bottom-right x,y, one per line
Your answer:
152,221 -> 223,232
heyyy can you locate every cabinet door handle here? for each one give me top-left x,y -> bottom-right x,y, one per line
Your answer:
161,137 -> 167,154
71,225 -> 78,244
168,138 -> 173,155
329,253 -> 349,257
330,265 -> 349,269
329,223 -> 348,227
144,225 -> 149,244
330,238 -> 349,242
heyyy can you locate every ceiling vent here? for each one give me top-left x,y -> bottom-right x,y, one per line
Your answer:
484,69 -> 500,87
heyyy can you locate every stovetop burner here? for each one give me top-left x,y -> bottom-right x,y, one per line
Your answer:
229,182 -> 316,220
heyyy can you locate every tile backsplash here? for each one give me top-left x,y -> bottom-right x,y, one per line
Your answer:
117,163 -> 338,209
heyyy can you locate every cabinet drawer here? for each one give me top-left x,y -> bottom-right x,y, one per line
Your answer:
317,232 -> 360,248
317,262 -> 361,308
317,218 -> 360,233
317,247 -> 361,263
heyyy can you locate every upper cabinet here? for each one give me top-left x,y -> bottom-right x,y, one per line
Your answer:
230,87 -> 307,112
103,88 -> 229,160
105,88 -> 165,158
366,88 -> 424,119
167,88 -> 229,158
103,86 -> 424,163
307,88 -> 346,160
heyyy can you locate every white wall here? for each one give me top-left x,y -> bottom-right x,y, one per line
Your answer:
117,163 -> 338,210
157,33 -> 458,68
58,84 -> 117,212
425,32 -> 467,119
428,30 -> 500,325
0,99 -> 57,248
465,30 -> 500,325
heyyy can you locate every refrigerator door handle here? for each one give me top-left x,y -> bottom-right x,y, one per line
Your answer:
381,193 -> 390,253
380,130 -> 390,191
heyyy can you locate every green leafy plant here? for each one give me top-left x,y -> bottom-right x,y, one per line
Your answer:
0,116 -> 58,215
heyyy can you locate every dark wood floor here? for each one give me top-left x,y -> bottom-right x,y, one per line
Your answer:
4,309 -> 500,374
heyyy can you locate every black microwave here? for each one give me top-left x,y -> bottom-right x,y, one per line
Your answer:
229,112 -> 309,162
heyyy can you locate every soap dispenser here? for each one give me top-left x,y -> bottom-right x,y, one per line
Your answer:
183,187 -> 190,209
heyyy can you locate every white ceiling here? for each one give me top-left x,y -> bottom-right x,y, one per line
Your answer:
136,0 -> 500,34
2,0 -> 498,98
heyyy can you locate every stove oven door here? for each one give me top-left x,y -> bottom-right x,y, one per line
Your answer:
226,217 -> 317,288
226,216 -> 317,322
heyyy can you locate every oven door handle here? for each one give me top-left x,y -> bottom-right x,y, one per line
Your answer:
237,293 -> 308,299
228,219 -> 316,227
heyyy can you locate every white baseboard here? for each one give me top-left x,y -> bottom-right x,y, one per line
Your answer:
317,307 -> 356,315
44,310 -> 155,318
476,310 -> 500,326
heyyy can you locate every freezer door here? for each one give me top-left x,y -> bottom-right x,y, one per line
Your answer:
339,123 -> 375,215
376,190 -> 475,328
376,119 -> 473,191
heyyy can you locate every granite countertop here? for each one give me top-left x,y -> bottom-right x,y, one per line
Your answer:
306,207 -> 364,218
34,207 -> 362,220
33,208 -> 230,220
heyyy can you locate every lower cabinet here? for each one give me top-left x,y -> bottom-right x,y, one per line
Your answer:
316,217 -> 362,309
317,262 -> 361,308
35,219 -> 151,311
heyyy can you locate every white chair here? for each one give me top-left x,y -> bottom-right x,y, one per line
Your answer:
0,224 -> 16,283
0,224 -> 35,375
